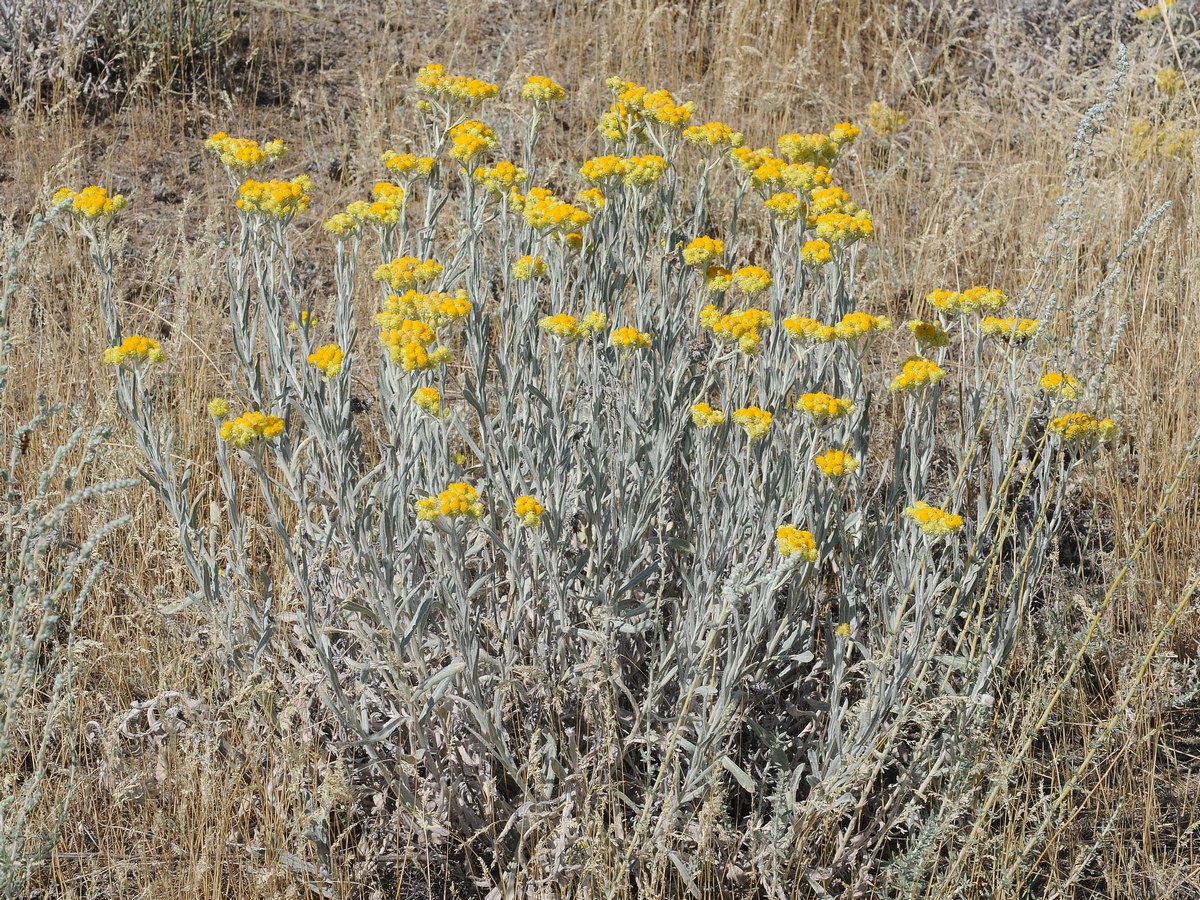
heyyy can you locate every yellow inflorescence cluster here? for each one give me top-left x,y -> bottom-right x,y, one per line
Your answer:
220,411 -> 285,449
800,239 -> 833,266
812,210 -> 874,246
610,326 -> 652,350
415,64 -> 499,104
538,311 -> 608,342
514,495 -> 545,527
511,255 -> 548,280
377,289 -> 471,330
600,77 -> 696,140
890,357 -> 947,393
415,482 -> 485,521
732,265 -> 772,296
690,402 -> 726,428
981,316 -> 1040,343
103,335 -> 164,367
512,186 -> 593,237
700,305 -> 773,355
926,286 -> 1007,315
732,406 -> 772,440
764,191 -> 804,221
307,344 -> 345,379
682,121 -> 745,151
777,125 -> 858,167
683,236 -> 724,267
237,176 -> 313,220
867,100 -> 907,135
1048,412 -> 1117,443
412,386 -> 445,417
372,257 -> 444,292
904,501 -> 964,537
521,75 -> 566,104
1135,0 -> 1176,21
1040,372 -> 1079,400
814,448 -> 858,479
53,185 -> 128,219
796,392 -> 855,424
776,525 -> 818,561
834,311 -> 891,341
204,133 -> 286,172
448,120 -> 498,163
474,161 -> 528,195
783,315 -> 838,344
907,320 -> 950,350
381,151 -> 436,179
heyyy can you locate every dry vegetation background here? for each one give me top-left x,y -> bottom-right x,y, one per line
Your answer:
2,0 -> 1200,897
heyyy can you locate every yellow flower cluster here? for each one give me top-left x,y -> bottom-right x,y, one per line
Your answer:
980,316 -> 1040,343
904,501 -> 964,537
103,335 -> 165,367
203,133 -> 286,172
732,406 -> 772,440
690,402 -> 726,428
219,411 -> 285,449
907,320 -> 950,350
236,176 -> 313,220
538,311 -> 608,342
889,356 -> 946,393
776,525 -> 818,562
381,151 -> 436,179
926,286 -> 1007,315
376,289 -> 471,330
52,186 -> 128,219
415,64 -> 499,104
783,315 -> 837,343
289,310 -> 318,332
448,120 -> 498,163
576,187 -> 606,212
800,239 -> 833,266
700,305 -> 773,355
867,100 -> 907,135
412,386 -> 445,417
514,186 -> 593,236
514,494 -> 545,527
606,77 -> 696,127
1048,412 -> 1116,443
814,448 -> 858,478
764,191 -> 803,221
705,265 -> 733,293
796,392 -> 855,424
327,182 -> 406,234
372,257 -> 444,292
623,154 -> 668,187
834,311 -> 891,340
733,265 -> 772,296
323,213 -> 361,237
682,121 -> 745,151
778,124 -> 858,167
1039,372 -> 1079,400
1156,67 -> 1185,96
1128,118 -> 1195,160
522,75 -> 566,104
381,333 -> 451,371
683,235 -> 724,267
580,154 -> 626,184
307,343 -> 344,379
474,161 -> 528,195
415,482 -> 485,521
512,255 -> 548,280
611,326 -> 652,350
812,210 -> 874,246
207,398 -> 230,418
729,146 -> 775,175
748,159 -> 835,196
1135,0 -> 1176,21
808,186 -> 857,218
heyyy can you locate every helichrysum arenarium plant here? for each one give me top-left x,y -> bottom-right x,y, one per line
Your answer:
69,63 -> 1142,896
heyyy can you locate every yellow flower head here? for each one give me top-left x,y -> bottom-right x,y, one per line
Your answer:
776,525 -> 818,562
287,309 -> 318,333
782,162 -> 834,195
777,131 -> 847,168
1048,412 -> 1117,444
927,286 -> 1007,315
800,239 -> 833,266
783,316 -> 837,344
219,410 -> 285,449
1157,67 -> 1185,96
907,320 -> 950,350
834,311 -> 891,341
514,494 -> 545,527
732,406 -> 772,441
1136,0 -> 1176,21
522,75 -> 566,104
203,133 -> 287,173
307,343 -> 345,379
207,398 -> 230,418
796,392 -> 855,424
683,235 -> 724,267
682,121 -> 745,152
814,448 -> 858,479
376,289 -> 471,330
448,120 -> 498,163
764,191 -> 803,221
690,402 -> 726,428
904,500 -> 964,537
889,356 -> 946,393
539,311 -> 607,342
867,101 -> 907,135
729,146 -> 776,175
415,481 -> 485,521
704,265 -> 734,293
512,255 -> 548,280
381,151 -> 436,179
813,210 -> 874,246
520,187 -> 592,235
610,326 -> 652,350
733,265 -> 772,296
808,186 -> 855,217
980,316 -> 1040,343
323,213 -> 362,238
53,185 -> 128,219
372,257 -> 444,292
701,306 -> 773,355
412,386 -> 445,417
103,335 -> 165,367
1039,371 -> 1079,400
382,339 -> 450,371
474,161 -> 528,195
236,176 -> 313,220
415,64 -> 498,105
576,187 -> 607,212
623,154 -> 669,188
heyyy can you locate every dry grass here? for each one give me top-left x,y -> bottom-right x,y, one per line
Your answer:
2,0 -> 1200,897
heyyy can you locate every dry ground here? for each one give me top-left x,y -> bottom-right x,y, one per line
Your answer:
2,0 -> 1200,897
